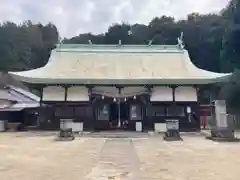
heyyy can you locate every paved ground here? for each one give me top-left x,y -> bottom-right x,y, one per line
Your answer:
1,132 -> 240,180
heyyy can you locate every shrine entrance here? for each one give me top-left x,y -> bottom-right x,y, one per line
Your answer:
109,99 -> 129,130
94,93 -> 145,131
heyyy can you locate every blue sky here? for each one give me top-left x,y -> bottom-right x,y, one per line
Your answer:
0,0 -> 230,38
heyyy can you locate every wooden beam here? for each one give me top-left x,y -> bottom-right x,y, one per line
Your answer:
64,86 -> 68,102
40,86 -> 43,103
171,85 -> 177,102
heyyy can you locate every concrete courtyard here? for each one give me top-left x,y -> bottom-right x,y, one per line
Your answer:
0,132 -> 240,180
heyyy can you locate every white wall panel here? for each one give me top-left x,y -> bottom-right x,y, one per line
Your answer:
67,87 -> 89,101
42,86 -> 65,101
175,86 -> 197,102
150,87 -> 173,102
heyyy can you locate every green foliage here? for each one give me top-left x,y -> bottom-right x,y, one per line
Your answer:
220,70 -> 240,113
218,0 -> 240,111
0,21 -> 59,72
221,0 -> 240,72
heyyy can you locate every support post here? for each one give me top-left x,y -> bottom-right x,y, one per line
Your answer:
38,86 -> 44,128
117,87 -> 121,128
203,111 -> 207,129
172,85 -> 176,102
64,85 -> 68,102
147,86 -> 153,131
87,86 -> 95,131
118,99 -> 121,128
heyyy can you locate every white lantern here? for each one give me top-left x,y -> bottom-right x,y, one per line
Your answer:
187,106 -> 191,114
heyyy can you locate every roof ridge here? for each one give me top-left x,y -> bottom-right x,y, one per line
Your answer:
55,44 -> 184,53
56,44 -> 181,49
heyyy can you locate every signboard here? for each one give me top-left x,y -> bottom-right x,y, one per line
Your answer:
131,106 -> 137,118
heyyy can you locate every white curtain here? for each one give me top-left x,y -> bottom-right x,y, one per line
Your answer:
150,87 -> 173,102
67,87 -> 89,101
42,86 -> 65,101
175,86 -> 197,102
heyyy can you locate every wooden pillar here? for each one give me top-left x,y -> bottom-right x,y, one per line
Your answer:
38,85 -> 44,128
146,86 -> 153,131
194,85 -> 201,131
171,85 -> 176,102
64,85 -> 68,102
203,111 -> 207,129
117,87 -> 121,128
87,86 -> 94,131
64,85 -> 71,126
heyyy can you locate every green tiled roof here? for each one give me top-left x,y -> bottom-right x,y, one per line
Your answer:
9,44 -> 231,85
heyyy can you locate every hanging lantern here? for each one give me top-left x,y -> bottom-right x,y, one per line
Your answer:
101,95 -> 105,100
113,98 -> 116,102
124,97 -> 127,102
133,96 -> 136,100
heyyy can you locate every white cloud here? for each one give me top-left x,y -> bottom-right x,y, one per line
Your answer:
0,0 -> 230,38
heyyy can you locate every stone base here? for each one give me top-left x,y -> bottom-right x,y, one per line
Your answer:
163,130 -> 182,141
56,128 -> 75,141
56,136 -> 75,141
206,128 -> 239,142
206,136 -> 240,142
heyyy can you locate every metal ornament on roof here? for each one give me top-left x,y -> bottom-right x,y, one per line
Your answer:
148,39 -> 153,46
177,32 -> 185,49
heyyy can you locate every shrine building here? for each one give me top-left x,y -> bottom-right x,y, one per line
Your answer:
9,43 -> 231,132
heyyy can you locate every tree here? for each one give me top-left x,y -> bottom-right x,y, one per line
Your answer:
0,21 -> 59,72
148,16 -> 178,44
220,70 -> 240,113
63,33 -> 104,44
104,23 -> 132,44
178,13 -> 226,72
220,0 -> 240,72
